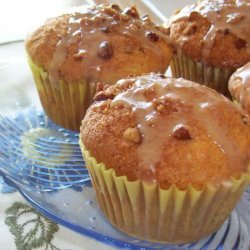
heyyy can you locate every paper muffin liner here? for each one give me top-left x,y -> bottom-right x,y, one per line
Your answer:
79,140 -> 250,243
170,47 -> 234,98
28,59 -> 97,131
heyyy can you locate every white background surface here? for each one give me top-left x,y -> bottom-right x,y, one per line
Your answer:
0,1 -> 194,249
0,0 -> 194,43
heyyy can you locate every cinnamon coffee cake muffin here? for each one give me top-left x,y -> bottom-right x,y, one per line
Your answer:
169,0 -> 250,97
80,73 -> 250,243
25,5 -> 173,130
229,62 -> 250,113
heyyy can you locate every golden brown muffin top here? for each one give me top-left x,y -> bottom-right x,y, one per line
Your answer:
229,62 -> 250,113
80,73 -> 250,190
169,0 -> 250,70
26,5 -> 173,84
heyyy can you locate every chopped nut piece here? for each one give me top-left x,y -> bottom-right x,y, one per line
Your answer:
139,47 -> 145,53
242,117 -> 249,125
159,74 -> 166,79
94,91 -> 114,101
111,4 -> 121,11
146,117 -> 154,127
189,12 -> 200,20
123,127 -> 142,143
241,115 -> 250,125
224,29 -> 230,35
143,88 -> 156,100
129,23 -> 139,32
96,82 -> 104,92
156,104 -> 164,112
96,82 -> 110,92
173,125 -> 192,140
97,41 -> 113,60
103,7 -> 117,16
235,38 -> 246,50
100,26 -> 110,33
146,31 -> 159,42
123,7 -> 139,18
183,23 -> 197,36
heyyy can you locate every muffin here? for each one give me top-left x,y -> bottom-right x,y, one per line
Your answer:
229,62 -> 250,113
169,0 -> 250,97
25,4 -> 173,131
79,73 -> 250,243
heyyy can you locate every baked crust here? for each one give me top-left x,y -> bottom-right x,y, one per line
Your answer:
169,0 -> 250,70
26,5 -> 173,83
229,62 -> 250,113
81,74 -> 250,190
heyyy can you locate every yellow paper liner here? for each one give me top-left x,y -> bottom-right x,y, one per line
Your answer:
28,59 -> 97,131
170,47 -> 234,98
79,140 -> 250,244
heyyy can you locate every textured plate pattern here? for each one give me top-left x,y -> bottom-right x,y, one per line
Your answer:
0,107 -> 87,191
0,108 -> 249,250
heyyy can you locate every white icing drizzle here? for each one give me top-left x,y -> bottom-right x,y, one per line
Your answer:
171,0 -> 250,60
48,5 -> 170,86
112,75 -> 245,182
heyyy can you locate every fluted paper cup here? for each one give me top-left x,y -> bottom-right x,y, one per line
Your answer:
80,140 -> 250,243
28,59 -> 97,131
170,47 -> 233,98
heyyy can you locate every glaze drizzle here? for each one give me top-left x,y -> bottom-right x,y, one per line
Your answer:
171,0 -> 250,59
48,5 -> 170,85
112,74 -> 245,182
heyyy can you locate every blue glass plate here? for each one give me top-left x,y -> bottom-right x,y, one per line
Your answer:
0,108 -> 250,250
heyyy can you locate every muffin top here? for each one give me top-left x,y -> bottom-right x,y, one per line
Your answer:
229,62 -> 250,113
26,5 -> 173,84
80,73 -> 250,190
169,0 -> 250,70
